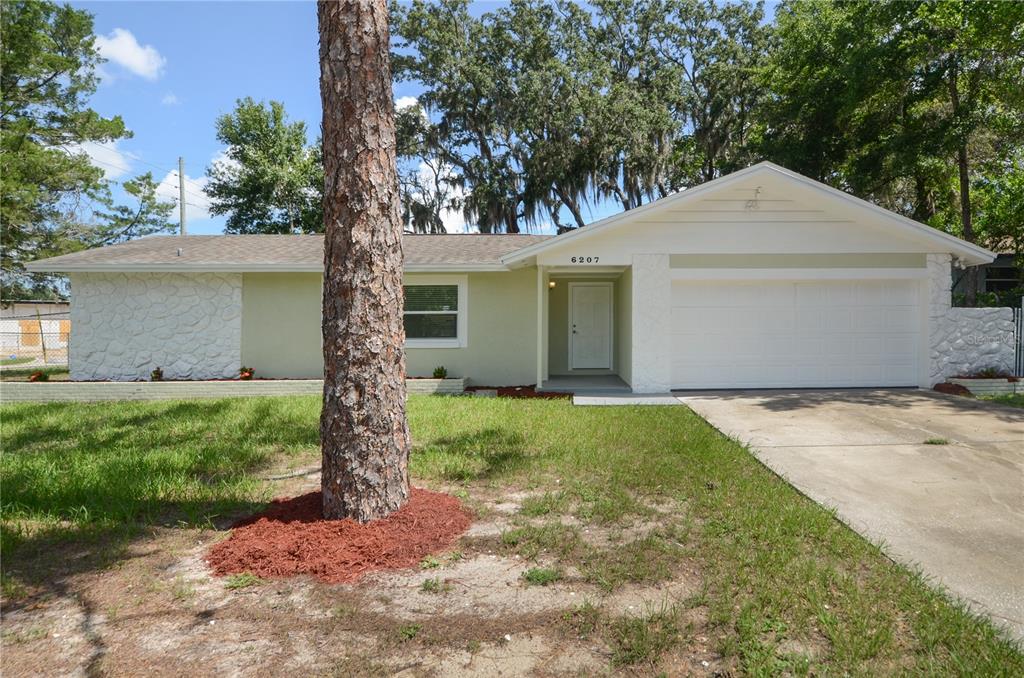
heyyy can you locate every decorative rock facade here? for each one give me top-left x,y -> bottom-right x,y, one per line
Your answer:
926,254 -> 1016,384
69,272 -> 242,381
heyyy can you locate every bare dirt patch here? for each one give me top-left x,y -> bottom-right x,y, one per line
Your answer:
2,478 -> 708,677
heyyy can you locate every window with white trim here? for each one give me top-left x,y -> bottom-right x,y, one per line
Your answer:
403,276 -> 467,348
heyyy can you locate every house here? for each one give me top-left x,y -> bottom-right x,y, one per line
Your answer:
0,300 -> 71,361
26,162 -> 1017,391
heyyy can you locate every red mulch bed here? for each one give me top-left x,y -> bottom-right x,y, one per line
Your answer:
465,384 -> 570,399
206,487 -> 471,584
933,382 -> 973,397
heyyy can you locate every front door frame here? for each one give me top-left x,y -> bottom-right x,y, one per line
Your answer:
568,281 -> 614,370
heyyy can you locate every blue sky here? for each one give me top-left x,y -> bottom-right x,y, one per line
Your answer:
73,1 -> 776,236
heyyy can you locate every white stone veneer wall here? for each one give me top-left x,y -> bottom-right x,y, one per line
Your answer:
69,273 -> 242,381
926,254 -> 1015,384
631,254 -> 672,393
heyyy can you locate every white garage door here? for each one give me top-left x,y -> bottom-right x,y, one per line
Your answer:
670,280 -> 920,389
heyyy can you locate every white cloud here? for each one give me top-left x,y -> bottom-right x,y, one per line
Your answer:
161,92 -> 179,106
95,28 -> 166,80
67,140 -> 134,179
155,170 -> 212,221
415,160 -> 469,232
395,95 -> 419,111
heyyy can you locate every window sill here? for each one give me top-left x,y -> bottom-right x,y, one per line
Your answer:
405,339 -> 464,349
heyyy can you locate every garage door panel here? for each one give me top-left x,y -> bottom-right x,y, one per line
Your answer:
670,279 -> 920,389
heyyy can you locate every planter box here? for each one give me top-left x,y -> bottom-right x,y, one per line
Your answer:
948,378 -> 1020,397
406,377 -> 467,395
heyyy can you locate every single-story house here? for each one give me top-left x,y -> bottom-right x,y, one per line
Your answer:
27,162 -> 1017,391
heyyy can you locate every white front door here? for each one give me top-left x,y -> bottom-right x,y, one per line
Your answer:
570,283 -> 613,369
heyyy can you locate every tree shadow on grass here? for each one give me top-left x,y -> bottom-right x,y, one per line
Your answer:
412,428 -> 530,482
0,396 -> 321,615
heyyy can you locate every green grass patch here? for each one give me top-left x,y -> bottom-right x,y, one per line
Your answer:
609,606 -> 683,667
420,577 -> 451,594
2,395 -> 1021,674
521,567 -> 562,586
0,357 -> 34,366
225,572 -> 262,590
397,623 -> 421,641
980,393 -> 1024,409
923,437 -> 949,445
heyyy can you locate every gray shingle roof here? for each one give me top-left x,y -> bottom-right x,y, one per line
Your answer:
25,234 -> 554,272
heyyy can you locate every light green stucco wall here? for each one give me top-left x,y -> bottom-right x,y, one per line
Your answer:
547,277 -> 622,376
616,268 -> 632,386
241,273 -> 322,378
241,269 -> 539,385
405,268 -> 538,385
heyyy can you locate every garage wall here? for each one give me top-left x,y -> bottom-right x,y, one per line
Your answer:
69,272 -> 241,381
241,273 -> 322,378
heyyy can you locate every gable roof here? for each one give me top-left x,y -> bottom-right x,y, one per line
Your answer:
501,162 -> 994,266
26,233 -> 553,273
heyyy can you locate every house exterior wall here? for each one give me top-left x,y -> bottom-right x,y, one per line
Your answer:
405,268 -> 538,385
630,254 -> 671,392
68,272 -> 241,381
616,268 -> 633,386
241,272 -> 322,378
927,254 -> 1015,383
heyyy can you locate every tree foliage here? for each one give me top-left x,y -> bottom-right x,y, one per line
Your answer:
757,0 -> 1024,279
204,98 -> 324,234
390,0 -> 768,233
1,0 -> 175,301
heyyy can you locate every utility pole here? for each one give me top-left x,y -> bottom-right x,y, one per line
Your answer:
178,156 -> 187,236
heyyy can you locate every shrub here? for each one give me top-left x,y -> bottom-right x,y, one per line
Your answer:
151,367 -> 164,381
432,365 -> 448,379
239,366 -> 255,380
28,371 -> 48,382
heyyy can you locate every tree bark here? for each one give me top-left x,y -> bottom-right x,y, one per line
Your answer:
318,0 -> 410,522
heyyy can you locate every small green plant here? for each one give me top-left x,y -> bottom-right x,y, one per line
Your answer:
420,577 -> 451,594
924,438 -> 949,445
398,623 -> 421,641
28,370 -> 49,382
150,366 -> 164,381
522,567 -> 562,586
419,555 -> 442,569
225,572 -> 262,589
973,367 -> 1004,379
563,601 -> 602,639
610,606 -> 681,667
432,365 -> 448,379
238,366 -> 255,380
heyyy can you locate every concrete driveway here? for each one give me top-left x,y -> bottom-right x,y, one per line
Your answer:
677,389 -> 1024,642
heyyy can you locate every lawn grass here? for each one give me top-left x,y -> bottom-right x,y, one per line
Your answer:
980,393 -> 1024,409
2,395 -> 1021,673
0,357 -> 34,366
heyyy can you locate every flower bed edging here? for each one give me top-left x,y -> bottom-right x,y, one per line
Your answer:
405,377 -> 467,395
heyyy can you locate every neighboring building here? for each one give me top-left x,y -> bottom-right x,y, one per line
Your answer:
27,162 -> 1015,390
0,300 -> 70,361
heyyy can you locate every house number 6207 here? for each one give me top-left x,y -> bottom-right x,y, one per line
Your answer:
570,256 -> 599,263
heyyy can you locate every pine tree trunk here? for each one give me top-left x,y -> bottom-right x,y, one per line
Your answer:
317,0 -> 410,522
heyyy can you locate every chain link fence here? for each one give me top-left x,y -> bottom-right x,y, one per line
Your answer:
1,315 -> 70,366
